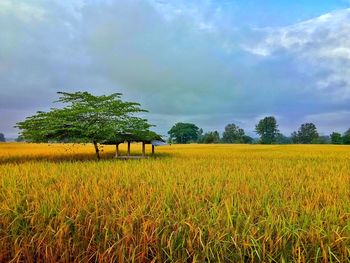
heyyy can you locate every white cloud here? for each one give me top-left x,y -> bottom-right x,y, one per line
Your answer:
0,0 -> 47,22
1,1 -> 350,137
244,8 -> 350,100
148,0 -> 219,33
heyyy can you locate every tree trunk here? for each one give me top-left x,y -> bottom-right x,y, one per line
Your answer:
152,145 -> 155,155
93,141 -> 100,160
115,144 -> 119,158
142,142 -> 145,157
127,141 -> 131,156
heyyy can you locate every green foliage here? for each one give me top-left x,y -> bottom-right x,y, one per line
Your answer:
330,132 -> 342,144
0,133 -> 5,142
222,124 -> 245,143
343,129 -> 350,145
15,136 -> 24,142
292,123 -> 319,144
291,131 -> 298,144
168,123 -> 199,144
242,135 -> 254,144
201,131 -> 220,144
255,116 -> 279,144
317,135 -> 330,144
197,128 -> 204,143
16,91 -> 159,159
275,133 -> 292,144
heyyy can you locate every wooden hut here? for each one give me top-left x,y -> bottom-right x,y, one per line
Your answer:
104,131 -> 165,159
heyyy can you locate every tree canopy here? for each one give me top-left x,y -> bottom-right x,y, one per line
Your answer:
292,123 -> 319,144
168,123 -> 199,144
343,129 -> 350,145
16,91 -> 161,159
275,133 -> 292,144
255,116 -> 279,144
201,131 -> 220,144
330,132 -> 342,144
222,123 -> 245,143
0,133 -> 5,142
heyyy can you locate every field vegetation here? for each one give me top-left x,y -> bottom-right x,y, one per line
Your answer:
1,143 -> 350,262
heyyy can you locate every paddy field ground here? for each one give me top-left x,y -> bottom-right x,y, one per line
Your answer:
0,143 -> 350,262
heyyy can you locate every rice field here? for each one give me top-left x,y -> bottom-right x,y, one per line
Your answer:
0,143 -> 350,262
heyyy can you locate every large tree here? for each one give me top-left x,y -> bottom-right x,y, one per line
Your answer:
255,116 -> 279,144
0,133 -> 5,142
330,132 -> 342,144
293,123 -> 319,144
343,129 -> 350,145
168,123 -> 199,144
222,123 -> 245,143
16,91 -> 157,159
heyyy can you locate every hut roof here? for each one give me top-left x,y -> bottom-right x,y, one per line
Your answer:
103,130 -> 164,145
151,140 -> 167,146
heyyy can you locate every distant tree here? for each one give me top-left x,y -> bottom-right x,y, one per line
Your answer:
275,133 -> 292,144
15,136 -> 25,142
330,132 -> 342,144
317,135 -> 330,144
16,91 -> 156,160
213,131 -> 221,143
343,129 -> 350,145
0,133 -> 5,142
222,123 -> 245,143
255,116 -> 279,144
168,123 -> 199,144
242,135 -> 254,144
291,131 -> 299,144
197,128 -> 204,143
293,123 -> 319,144
202,131 -> 220,144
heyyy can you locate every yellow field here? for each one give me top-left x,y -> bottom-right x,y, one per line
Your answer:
1,143 -> 350,262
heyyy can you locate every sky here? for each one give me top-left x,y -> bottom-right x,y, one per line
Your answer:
1,0 -> 350,139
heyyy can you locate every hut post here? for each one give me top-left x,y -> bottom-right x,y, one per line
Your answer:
115,143 -> 120,158
152,145 -> 155,155
127,141 -> 131,156
142,142 -> 146,157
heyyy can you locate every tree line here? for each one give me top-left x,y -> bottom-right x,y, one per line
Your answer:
168,116 -> 350,145
3,104 -> 350,147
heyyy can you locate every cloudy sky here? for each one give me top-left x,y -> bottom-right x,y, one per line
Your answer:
1,0 -> 350,138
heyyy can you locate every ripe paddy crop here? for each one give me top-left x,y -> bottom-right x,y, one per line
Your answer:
0,143 -> 350,262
